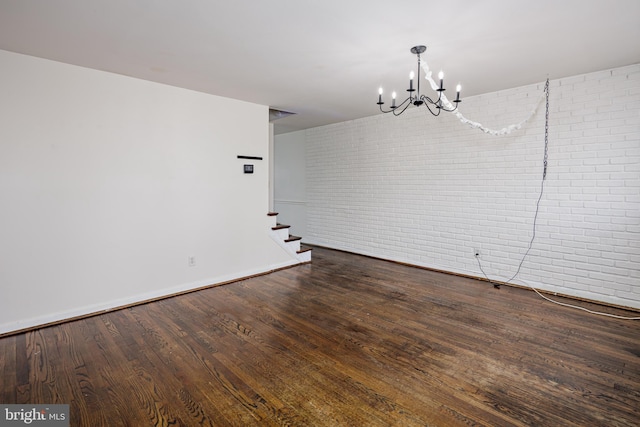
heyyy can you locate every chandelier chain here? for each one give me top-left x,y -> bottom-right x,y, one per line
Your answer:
477,77 -> 551,288
543,78 -> 550,180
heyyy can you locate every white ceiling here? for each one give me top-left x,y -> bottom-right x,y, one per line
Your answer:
1,0 -> 639,134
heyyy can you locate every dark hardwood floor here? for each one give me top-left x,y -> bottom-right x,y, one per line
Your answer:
1,247 -> 638,426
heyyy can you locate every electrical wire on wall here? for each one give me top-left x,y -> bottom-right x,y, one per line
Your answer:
474,79 -> 640,320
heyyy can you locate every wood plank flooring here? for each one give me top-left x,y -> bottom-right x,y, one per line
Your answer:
1,246 -> 639,426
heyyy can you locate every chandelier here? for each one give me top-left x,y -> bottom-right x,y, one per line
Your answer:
377,45 -> 461,116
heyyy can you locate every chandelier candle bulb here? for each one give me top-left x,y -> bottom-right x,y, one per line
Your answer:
377,87 -> 383,105
391,91 -> 397,108
455,84 -> 461,102
409,71 -> 415,92
438,71 -> 444,91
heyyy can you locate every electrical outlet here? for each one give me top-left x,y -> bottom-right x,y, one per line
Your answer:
188,256 -> 196,267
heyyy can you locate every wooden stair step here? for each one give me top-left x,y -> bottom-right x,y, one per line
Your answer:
272,224 -> 290,231
265,213 -> 310,261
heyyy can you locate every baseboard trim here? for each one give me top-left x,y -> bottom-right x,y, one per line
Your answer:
0,260 -> 306,338
307,244 -> 640,314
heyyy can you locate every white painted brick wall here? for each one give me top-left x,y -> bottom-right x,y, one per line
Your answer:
305,64 -> 640,309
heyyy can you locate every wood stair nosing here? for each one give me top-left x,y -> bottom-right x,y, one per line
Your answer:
272,224 -> 291,231
267,212 -> 311,261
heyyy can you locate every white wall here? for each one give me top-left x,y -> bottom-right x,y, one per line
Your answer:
274,130 -> 307,238
0,50 -> 295,334
303,64 -> 640,309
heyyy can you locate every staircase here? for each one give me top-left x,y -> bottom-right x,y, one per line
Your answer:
268,212 -> 312,263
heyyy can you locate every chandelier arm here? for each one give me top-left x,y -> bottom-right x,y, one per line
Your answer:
417,95 -> 442,116
379,96 -> 413,114
415,96 -> 440,116
429,95 -> 458,112
426,102 -> 442,116
392,98 -> 413,116
439,104 -> 458,113
420,94 -> 439,105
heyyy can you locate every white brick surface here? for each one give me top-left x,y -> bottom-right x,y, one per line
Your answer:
305,64 -> 640,309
